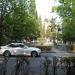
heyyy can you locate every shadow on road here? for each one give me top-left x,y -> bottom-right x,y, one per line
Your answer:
0,55 -> 75,75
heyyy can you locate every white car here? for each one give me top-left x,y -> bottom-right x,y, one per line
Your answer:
0,43 -> 41,57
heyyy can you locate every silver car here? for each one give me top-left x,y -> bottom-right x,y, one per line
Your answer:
0,43 -> 41,57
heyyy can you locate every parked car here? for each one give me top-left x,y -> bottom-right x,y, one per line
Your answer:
0,43 -> 41,57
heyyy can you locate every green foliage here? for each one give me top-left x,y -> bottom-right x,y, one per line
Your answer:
53,0 -> 75,42
35,45 -> 52,51
0,0 -> 40,44
46,18 -> 56,39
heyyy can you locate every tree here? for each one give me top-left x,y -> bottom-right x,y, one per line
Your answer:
0,0 -> 9,45
53,0 -> 75,42
0,0 -> 40,44
46,18 -> 56,40
29,0 -> 36,16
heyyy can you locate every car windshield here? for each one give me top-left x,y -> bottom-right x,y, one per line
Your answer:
8,43 -> 25,48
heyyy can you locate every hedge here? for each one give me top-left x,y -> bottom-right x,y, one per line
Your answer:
34,46 -> 52,51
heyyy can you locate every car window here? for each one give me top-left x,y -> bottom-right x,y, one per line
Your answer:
8,44 -> 15,47
8,44 -> 19,47
19,44 -> 24,48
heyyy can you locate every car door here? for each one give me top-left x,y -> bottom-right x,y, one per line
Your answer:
14,44 -> 25,55
7,44 -> 17,54
23,45 -> 30,55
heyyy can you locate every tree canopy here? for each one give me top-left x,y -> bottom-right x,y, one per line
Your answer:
0,0 -> 40,44
53,0 -> 75,42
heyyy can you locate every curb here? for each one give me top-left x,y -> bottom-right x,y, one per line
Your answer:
41,51 -> 56,53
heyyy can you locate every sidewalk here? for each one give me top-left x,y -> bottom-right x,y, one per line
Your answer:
42,46 -> 75,54
51,47 -> 75,53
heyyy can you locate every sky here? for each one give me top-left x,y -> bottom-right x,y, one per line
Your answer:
36,0 -> 60,22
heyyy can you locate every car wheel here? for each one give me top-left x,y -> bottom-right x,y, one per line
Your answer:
31,51 -> 38,57
4,51 -> 11,57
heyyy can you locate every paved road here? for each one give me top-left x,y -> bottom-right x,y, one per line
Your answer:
42,47 -> 75,57
0,49 -> 75,75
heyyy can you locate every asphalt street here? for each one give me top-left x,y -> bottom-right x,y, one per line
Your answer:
0,49 -> 75,75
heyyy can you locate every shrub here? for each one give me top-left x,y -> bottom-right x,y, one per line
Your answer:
35,46 -> 52,51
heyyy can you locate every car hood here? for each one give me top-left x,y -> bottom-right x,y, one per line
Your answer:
1,46 -> 8,48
